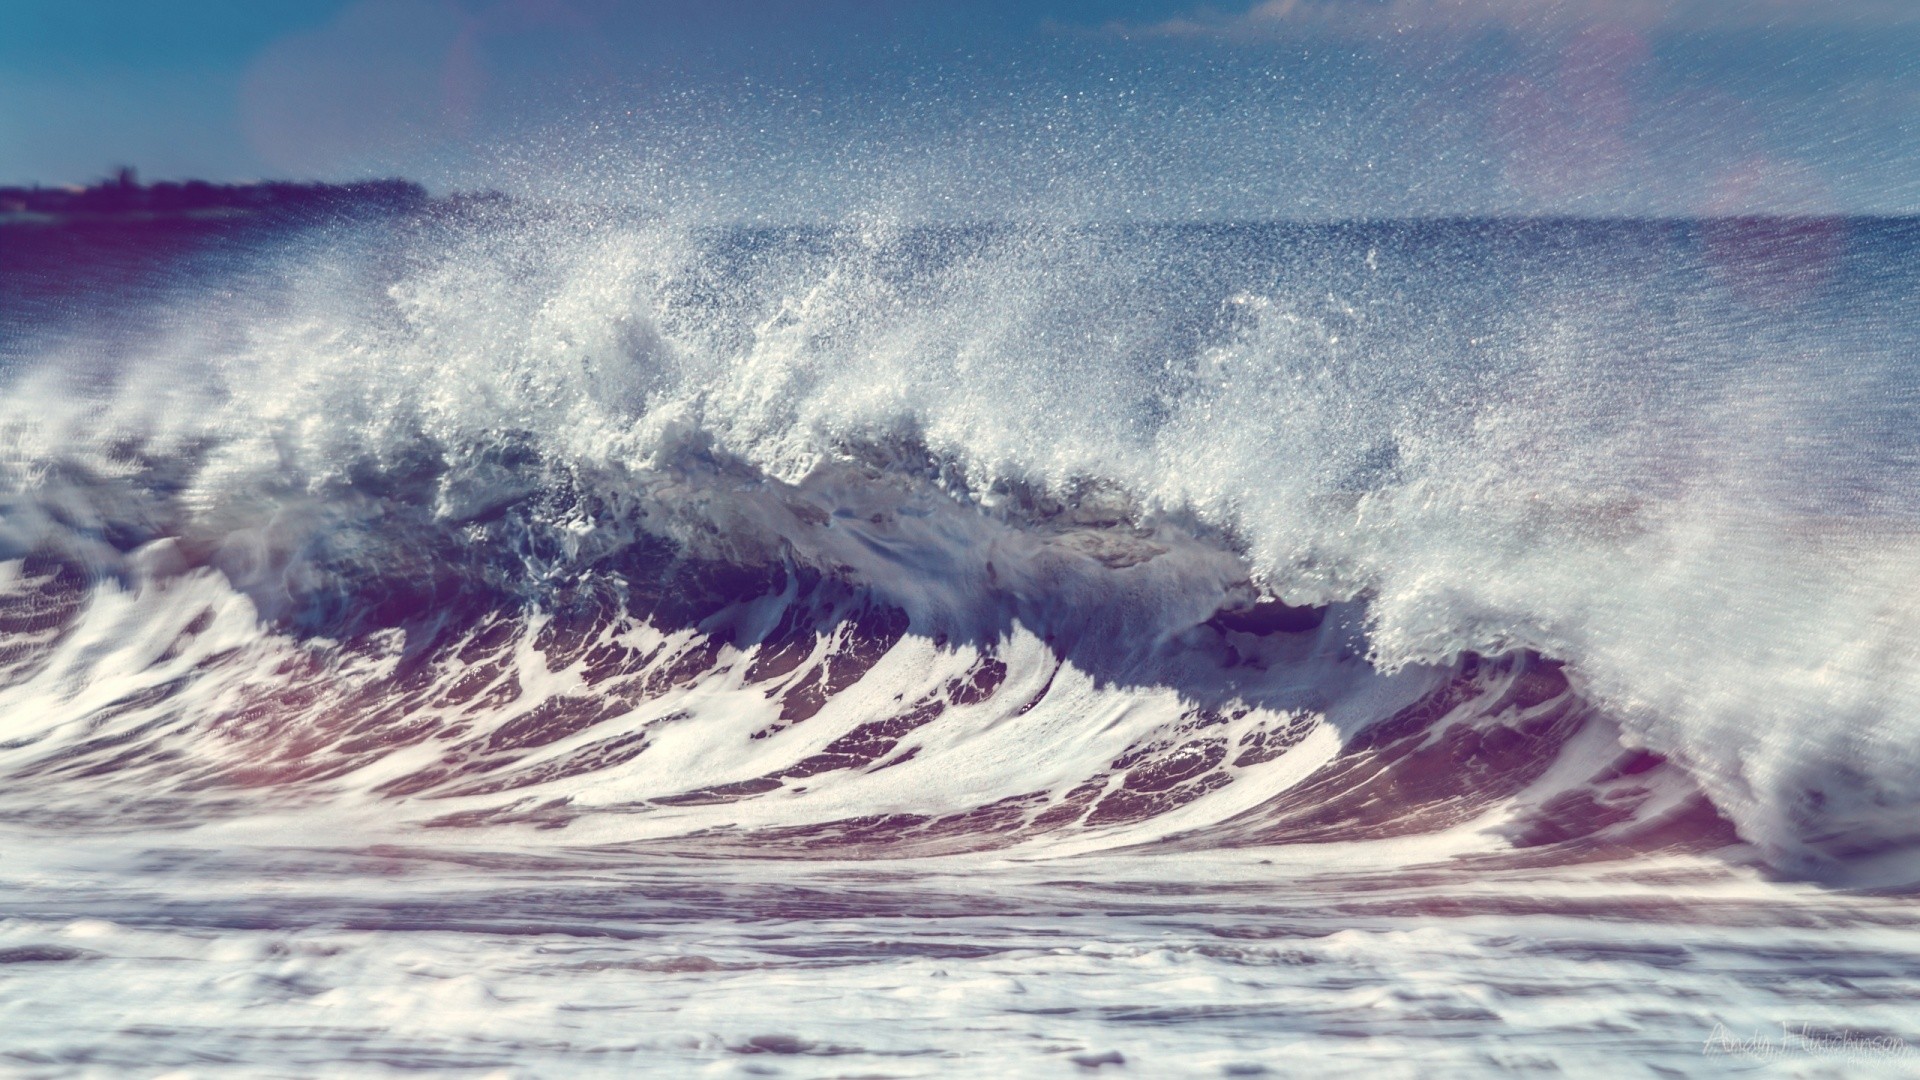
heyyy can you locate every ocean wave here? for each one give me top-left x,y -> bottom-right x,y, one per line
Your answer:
3,209 -> 1917,879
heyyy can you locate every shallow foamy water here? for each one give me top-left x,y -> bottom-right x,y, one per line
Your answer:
3,837 -> 1917,1078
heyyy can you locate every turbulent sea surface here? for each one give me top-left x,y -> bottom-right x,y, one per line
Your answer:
3,208 -> 1920,1076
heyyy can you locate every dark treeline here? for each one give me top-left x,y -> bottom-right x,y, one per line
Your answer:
0,168 -> 427,222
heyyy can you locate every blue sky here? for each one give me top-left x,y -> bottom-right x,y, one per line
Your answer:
4,0 -> 1918,218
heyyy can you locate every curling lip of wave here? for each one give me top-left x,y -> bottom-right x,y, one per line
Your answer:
0,443 -> 1733,869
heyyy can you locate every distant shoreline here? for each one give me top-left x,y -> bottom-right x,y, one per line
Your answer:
0,170 -> 428,227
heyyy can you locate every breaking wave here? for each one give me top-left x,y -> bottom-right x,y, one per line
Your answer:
5,207 -> 1919,879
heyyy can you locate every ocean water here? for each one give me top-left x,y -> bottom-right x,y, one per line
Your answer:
2,209 -> 1920,1076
